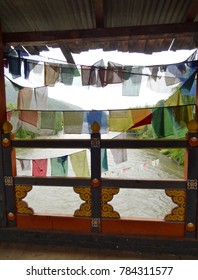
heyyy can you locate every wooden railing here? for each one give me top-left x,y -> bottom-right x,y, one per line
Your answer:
0,120 -> 198,239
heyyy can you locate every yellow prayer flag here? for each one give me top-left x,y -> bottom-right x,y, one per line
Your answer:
70,150 -> 90,177
109,110 -> 133,132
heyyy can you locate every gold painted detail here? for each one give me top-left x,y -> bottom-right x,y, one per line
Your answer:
73,187 -> 91,217
15,185 -> 34,214
186,222 -> 196,232
2,137 -> 10,147
187,179 -> 197,189
91,121 -> 100,133
165,190 -> 186,222
101,188 -> 120,218
74,187 -> 120,218
92,218 -> 101,228
4,176 -> 13,186
2,121 -> 13,133
91,138 -> 100,148
91,178 -> 100,187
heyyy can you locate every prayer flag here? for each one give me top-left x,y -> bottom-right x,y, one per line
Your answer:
63,111 -> 84,134
106,61 -> 124,85
81,59 -> 106,87
70,150 -> 90,177
152,101 -> 174,138
101,149 -> 108,172
110,133 -> 127,164
32,159 -> 48,176
109,110 -> 133,132
31,86 -> 48,110
60,65 -> 78,85
122,66 -> 143,96
129,108 -> 152,129
18,159 -> 31,171
8,55 -> 21,78
17,87 -> 38,126
51,156 -> 68,176
44,63 -> 59,86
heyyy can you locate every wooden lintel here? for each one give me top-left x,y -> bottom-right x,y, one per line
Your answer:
3,22 -> 198,46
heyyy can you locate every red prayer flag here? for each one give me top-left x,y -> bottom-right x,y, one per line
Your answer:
32,159 -> 48,176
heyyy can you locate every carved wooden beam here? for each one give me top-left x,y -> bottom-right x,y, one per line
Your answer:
3,22 -> 198,46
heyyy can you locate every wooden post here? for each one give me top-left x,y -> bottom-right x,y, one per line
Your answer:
0,21 -> 6,130
0,136 -> 6,227
185,62 -> 198,238
185,121 -> 198,238
90,121 -> 101,233
2,125 -> 16,227
0,21 -> 7,227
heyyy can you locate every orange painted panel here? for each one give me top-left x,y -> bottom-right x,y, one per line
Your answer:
17,215 -> 185,238
102,218 -> 185,237
16,215 -> 91,233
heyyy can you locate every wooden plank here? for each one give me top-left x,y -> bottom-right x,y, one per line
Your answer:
101,178 -> 186,189
14,176 -> 91,186
12,138 -> 90,148
14,176 -> 186,190
17,215 -> 91,233
16,214 -> 184,238
102,218 -> 184,238
101,139 -> 188,149
3,22 -> 198,45
11,138 -> 188,149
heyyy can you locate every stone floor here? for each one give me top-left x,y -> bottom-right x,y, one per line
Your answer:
0,242 -> 198,260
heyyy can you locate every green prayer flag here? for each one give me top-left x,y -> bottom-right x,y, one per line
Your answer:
101,149 -> 108,173
152,103 -> 174,138
50,155 -> 68,176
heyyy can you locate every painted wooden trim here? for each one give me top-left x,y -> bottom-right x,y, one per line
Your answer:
2,133 -> 16,227
185,145 -> 198,238
102,218 -> 184,237
14,176 -> 91,186
91,132 -> 101,232
12,139 -> 90,148
16,215 -> 184,238
16,215 -> 91,232
12,138 -> 188,149
14,176 -> 186,189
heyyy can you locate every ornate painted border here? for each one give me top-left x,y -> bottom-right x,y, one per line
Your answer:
74,187 -> 120,218
15,185 -> 34,215
165,190 -> 186,222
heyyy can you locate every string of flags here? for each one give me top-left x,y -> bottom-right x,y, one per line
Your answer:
17,147 -> 160,177
4,50 -> 197,139
17,150 -> 91,177
4,50 -> 197,96
8,102 -> 195,139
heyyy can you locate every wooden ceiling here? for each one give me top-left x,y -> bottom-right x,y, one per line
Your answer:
1,0 -> 198,64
